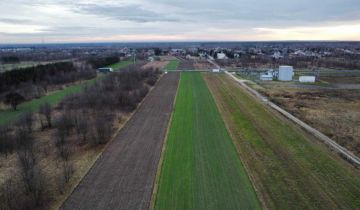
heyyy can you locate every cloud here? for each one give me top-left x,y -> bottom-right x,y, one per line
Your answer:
1,0 -> 360,43
74,3 -> 180,23
0,18 -> 32,24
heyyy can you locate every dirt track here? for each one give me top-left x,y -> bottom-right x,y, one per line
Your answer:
61,73 -> 180,210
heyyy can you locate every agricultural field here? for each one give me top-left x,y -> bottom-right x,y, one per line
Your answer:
0,64 -> 162,210
204,73 -> 360,209
193,59 -> 215,70
177,58 -> 195,70
154,72 -> 261,210
164,60 -> 180,71
62,73 -> 180,210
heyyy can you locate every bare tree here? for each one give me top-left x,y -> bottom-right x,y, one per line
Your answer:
14,127 -> 48,208
0,125 -> 14,155
4,92 -> 24,111
39,102 -> 52,128
74,112 -> 90,145
92,112 -> 113,145
16,112 -> 34,134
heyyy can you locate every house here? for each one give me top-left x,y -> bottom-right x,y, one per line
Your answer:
97,67 -> 113,73
272,51 -> 283,59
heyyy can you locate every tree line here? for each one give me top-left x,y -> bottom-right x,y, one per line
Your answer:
0,61 -> 96,104
1,56 -> 20,64
86,56 -> 120,69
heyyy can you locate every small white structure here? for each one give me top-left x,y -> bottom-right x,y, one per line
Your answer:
148,57 -> 155,62
212,69 -> 220,73
278,66 -> 294,81
97,67 -> 113,73
217,53 -> 227,60
299,76 -> 316,83
260,70 -> 274,81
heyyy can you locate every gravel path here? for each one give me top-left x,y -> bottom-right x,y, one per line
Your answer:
61,72 -> 180,210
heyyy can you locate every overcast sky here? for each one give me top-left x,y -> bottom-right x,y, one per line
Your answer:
1,0 -> 360,43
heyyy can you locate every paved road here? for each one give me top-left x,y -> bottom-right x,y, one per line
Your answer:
225,71 -> 360,166
61,72 -> 180,210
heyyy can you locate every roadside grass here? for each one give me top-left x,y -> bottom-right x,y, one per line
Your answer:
0,60 -> 132,125
164,60 -> 180,71
203,73 -> 360,209
154,72 -> 261,210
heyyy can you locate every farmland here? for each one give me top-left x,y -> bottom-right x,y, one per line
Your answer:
164,59 -> 180,71
61,73 -> 180,210
204,73 -> 360,209
154,72 -> 261,210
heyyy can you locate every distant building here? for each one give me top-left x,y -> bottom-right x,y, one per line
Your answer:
217,53 -> 228,59
272,51 -> 283,59
299,76 -> 316,83
278,66 -> 294,81
97,67 -> 113,73
260,70 -> 274,81
148,57 -> 155,62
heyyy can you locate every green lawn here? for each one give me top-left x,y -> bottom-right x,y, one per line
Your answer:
204,73 -> 360,209
154,72 -> 261,210
108,60 -> 133,69
0,60 -> 133,125
164,60 -> 180,71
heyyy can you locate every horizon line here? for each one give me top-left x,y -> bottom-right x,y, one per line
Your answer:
1,40 -> 360,46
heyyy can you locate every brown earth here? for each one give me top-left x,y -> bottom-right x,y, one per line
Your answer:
258,85 -> 360,156
321,76 -> 360,84
142,61 -> 169,70
194,60 -> 214,70
177,58 -> 194,70
61,72 -> 180,210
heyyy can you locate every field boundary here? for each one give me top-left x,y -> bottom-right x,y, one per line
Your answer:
203,73 -> 268,210
58,74 -> 165,209
149,72 -> 181,210
225,71 -> 360,166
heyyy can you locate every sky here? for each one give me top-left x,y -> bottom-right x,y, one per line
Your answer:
1,0 -> 360,43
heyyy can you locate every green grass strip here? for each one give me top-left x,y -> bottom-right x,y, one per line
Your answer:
155,72 -> 261,210
164,60 -> 180,71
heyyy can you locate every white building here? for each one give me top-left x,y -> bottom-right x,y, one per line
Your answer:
278,66 -> 294,81
272,52 -> 283,59
217,53 -> 228,59
299,76 -> 316,83
260,70 -> 274,81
